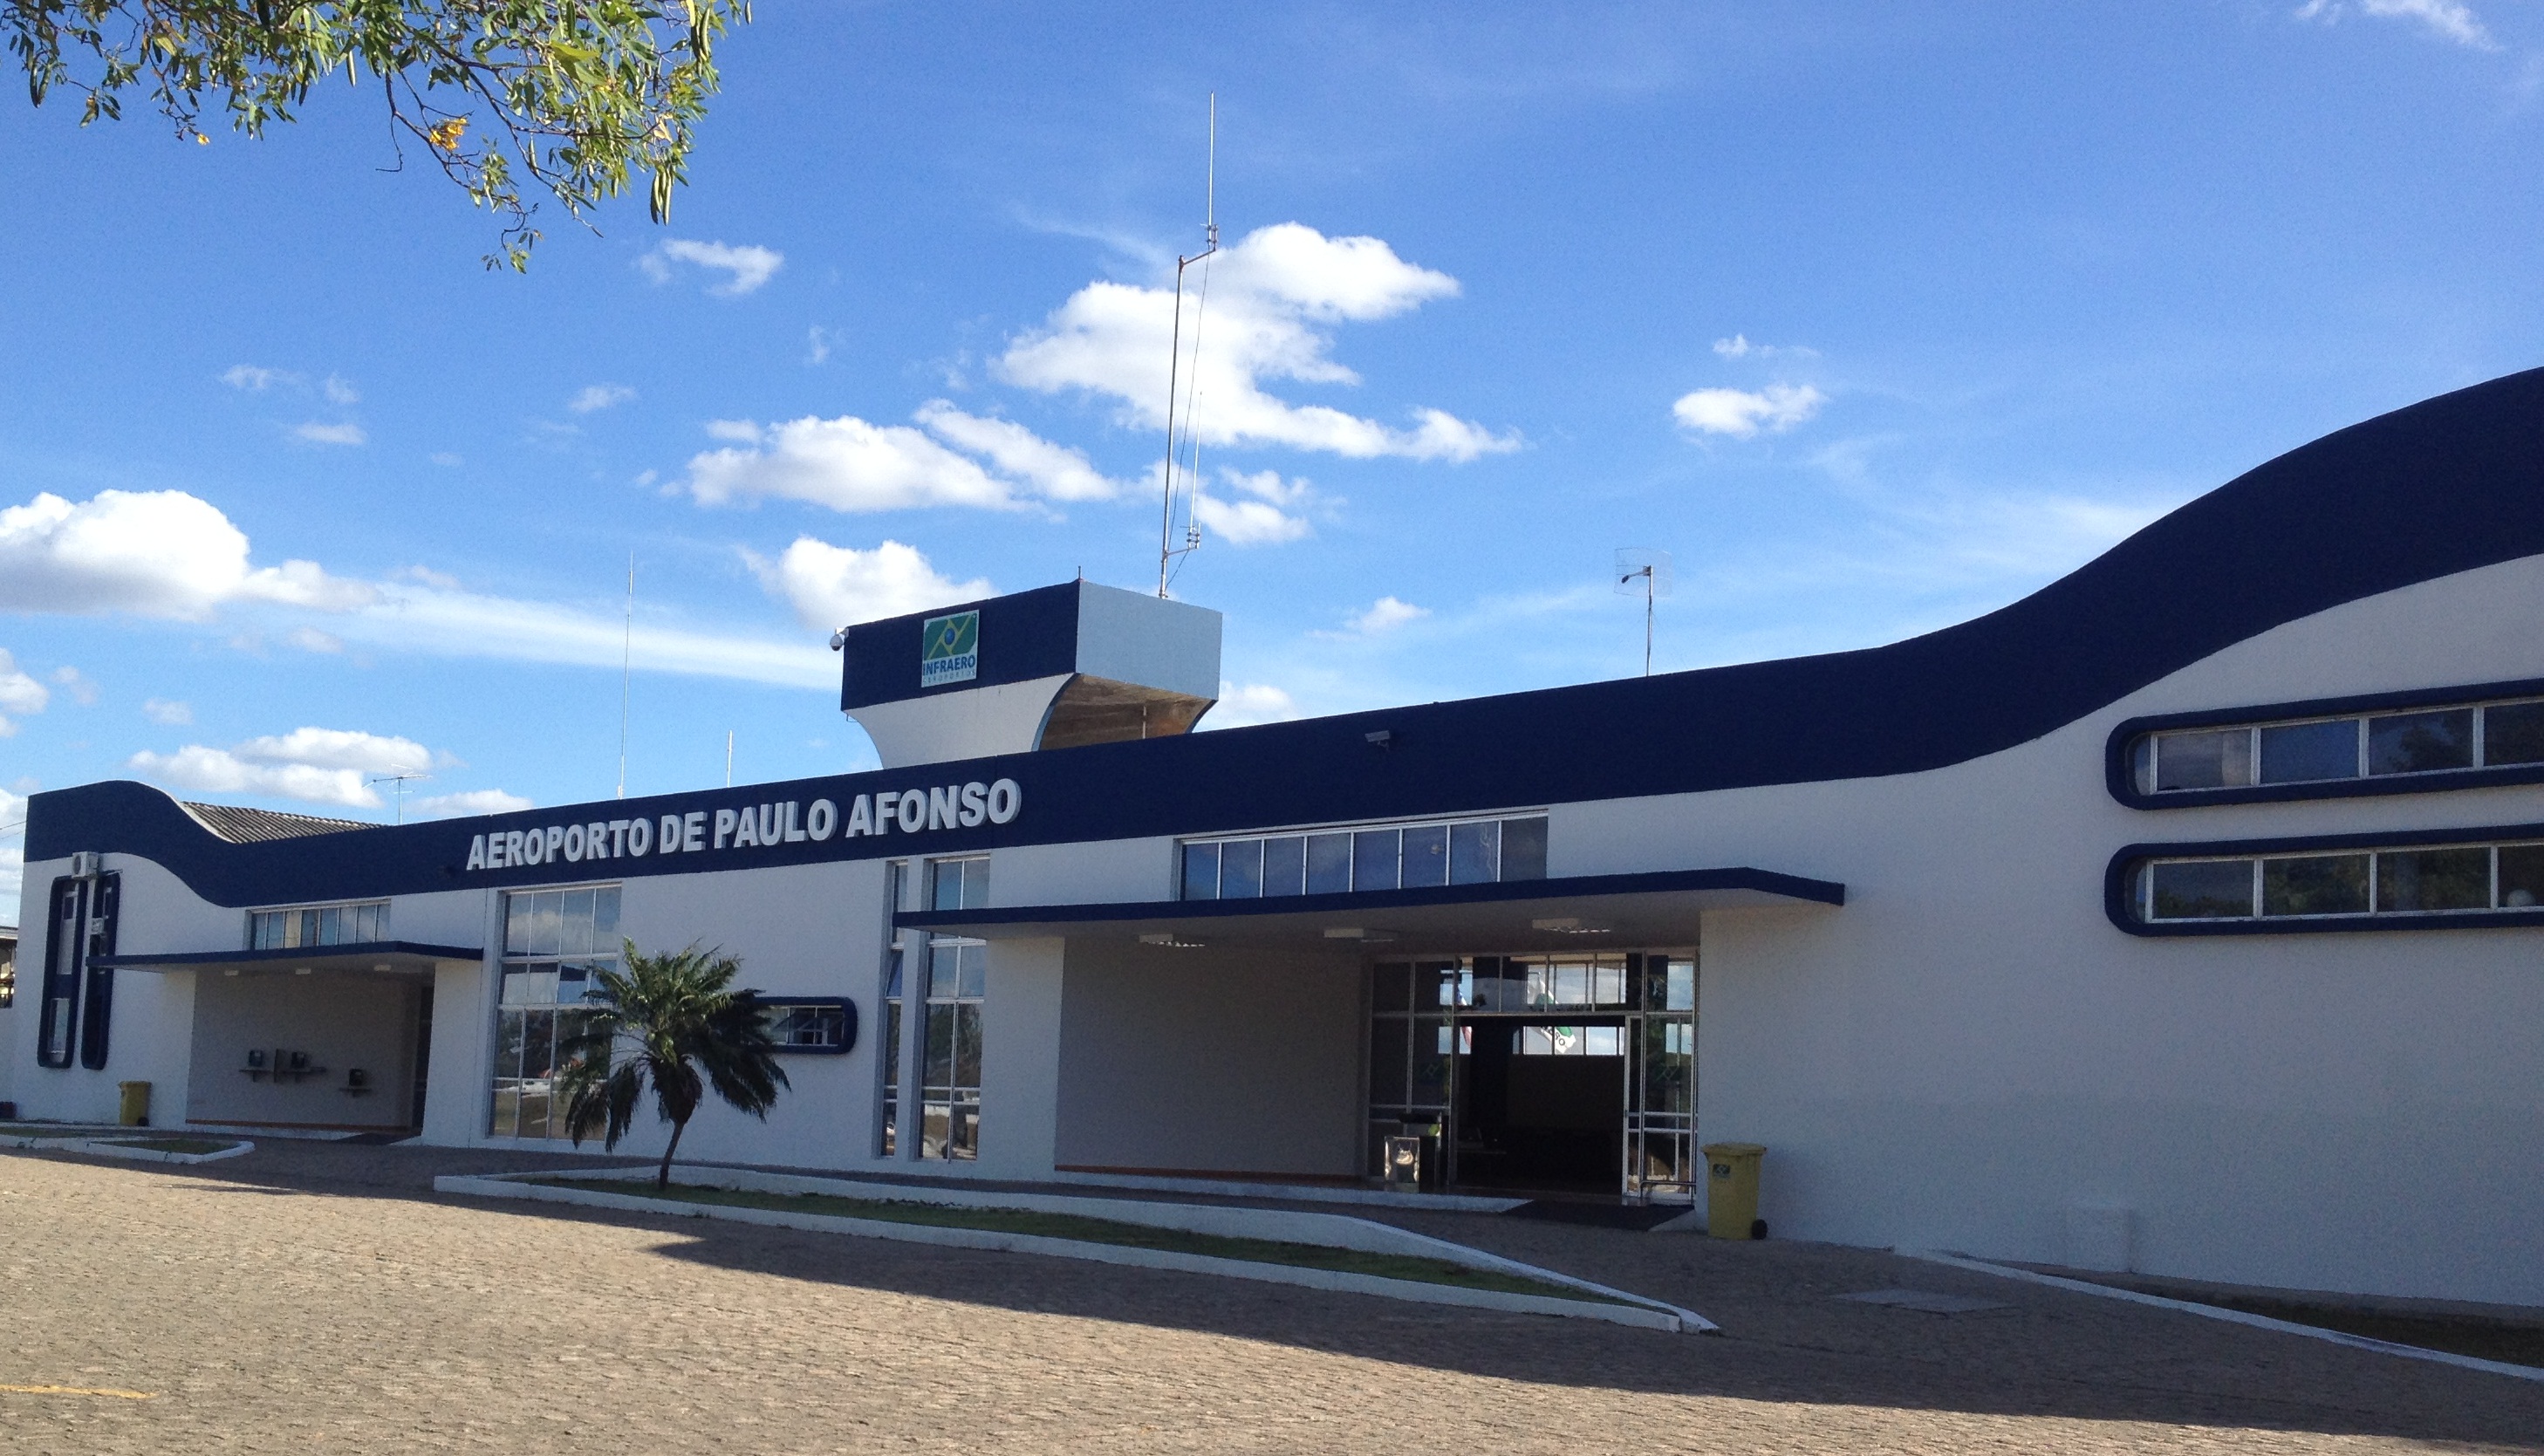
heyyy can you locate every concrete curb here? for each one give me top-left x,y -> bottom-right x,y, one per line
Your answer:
3,1134 -> 255,1165
1905,1251 -> 2544,1385
440,1171 -> 1706,1334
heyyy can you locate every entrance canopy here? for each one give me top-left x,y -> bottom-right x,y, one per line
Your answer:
91,940 -> 482,979
897,866 -> 1842,954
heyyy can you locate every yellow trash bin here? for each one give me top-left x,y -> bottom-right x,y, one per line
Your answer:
116,1081 -> 151,1129
1702,1142 -> 1766,1240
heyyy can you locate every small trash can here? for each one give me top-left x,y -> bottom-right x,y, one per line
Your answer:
1701,1142 -> 1766,1240
116,1080 -> 151,1128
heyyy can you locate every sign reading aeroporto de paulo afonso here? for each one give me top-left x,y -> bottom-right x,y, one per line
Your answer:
462,779 -> 1022,873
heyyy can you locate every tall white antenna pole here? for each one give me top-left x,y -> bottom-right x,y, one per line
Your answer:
616,552 -> 633,798
725,730 -> 734,788
1158,93 -> 1220,598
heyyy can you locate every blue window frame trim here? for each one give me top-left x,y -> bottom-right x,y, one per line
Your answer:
2104,675 -> 2544,810
760,996 -> 858,1056
2105,820 -> 2544,937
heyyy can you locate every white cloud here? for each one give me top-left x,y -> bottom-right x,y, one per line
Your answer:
2296,0 -> 2496,49
49,665 -> 96,705
1193,468 -> 1317,546
641,238 -> 784,297
915,400 -> 1124,502
429,452 -> 464,468
1205,681 -> 1302,728
686,414 -> 1021,513
0,648 -> 46,735
1348,596 -> 1429,634
293,421 -> 367,447
1672,383 -> 1828,439
998,222 -> 1519,461
570,384 -> 637,414
0,786 -> 23,907
414,789 -> 534,819
288,626 -> 345,653
0,489 -> 373,619
323,375 -> 360,405
749,537 -> 994,633
128,727 -> 440,809
1712,334 -> 1819,360
142,697 -> 193,726
807,326 -> 838,365
221,365 -> 292,391
333,579 -> 836,689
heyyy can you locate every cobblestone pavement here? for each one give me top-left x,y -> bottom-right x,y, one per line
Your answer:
3,1142 -> 2538,1454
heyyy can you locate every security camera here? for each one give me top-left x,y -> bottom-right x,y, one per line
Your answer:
828,628 -> 849,652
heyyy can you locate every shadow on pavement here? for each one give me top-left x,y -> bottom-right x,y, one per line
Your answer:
49,1138 -> 2544,1450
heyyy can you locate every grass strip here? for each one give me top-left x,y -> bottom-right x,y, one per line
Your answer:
0,1124 -> 99,1138
104,1138 -> 237,1157
2198,1295 -> 2544,1370
534,1178 -> 1629,1306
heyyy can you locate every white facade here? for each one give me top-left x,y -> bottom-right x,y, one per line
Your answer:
8,374 -> 2542,1309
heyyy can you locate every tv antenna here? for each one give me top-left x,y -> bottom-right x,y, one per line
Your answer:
617,551 -> 634,799
1614,548 -> 1674,676
1157,92 -> 1220,597
370,768 -> 430,824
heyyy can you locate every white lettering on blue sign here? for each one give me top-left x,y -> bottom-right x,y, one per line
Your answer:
464,780 -> 1020,877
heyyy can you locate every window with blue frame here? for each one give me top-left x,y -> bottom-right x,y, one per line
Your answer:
1180,815 -> 1548,901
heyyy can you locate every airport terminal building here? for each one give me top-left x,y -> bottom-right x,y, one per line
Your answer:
8,372 -> 2543,1309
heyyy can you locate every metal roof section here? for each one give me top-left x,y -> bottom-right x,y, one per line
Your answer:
179,802 -> 371,844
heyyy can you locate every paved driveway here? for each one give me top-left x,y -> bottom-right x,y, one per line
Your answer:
2,1142 -> 2536,1453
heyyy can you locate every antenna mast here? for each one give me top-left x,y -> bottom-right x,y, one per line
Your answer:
1158,93 -> 1220,597
1614,548 -> 1675,676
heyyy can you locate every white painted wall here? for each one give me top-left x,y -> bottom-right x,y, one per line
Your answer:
1053,941 -> 1365,1179
185,972 -> 420,1129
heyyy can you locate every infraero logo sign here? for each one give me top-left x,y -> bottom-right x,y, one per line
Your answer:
920,609 -> 980,687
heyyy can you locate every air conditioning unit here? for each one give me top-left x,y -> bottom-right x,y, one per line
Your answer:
68,852 -> 102,878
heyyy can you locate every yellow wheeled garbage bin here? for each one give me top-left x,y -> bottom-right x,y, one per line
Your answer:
117,1081 -> 151,1128
1701,1142 -> 1766,1240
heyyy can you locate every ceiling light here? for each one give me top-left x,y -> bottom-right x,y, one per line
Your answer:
1530,917 -> 1611,934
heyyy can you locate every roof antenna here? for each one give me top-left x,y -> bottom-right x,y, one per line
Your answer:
1158,92 -> 1220,598
369,768 -> 430,824
1614,548 -> 1674,676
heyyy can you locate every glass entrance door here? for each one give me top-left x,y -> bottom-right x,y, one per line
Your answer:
1369,951 -> 1697,1199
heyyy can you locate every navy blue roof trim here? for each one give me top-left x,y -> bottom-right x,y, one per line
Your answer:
31,370 -> 2544,906
840,581 -> 1079,709
896,867 -> 1846,933
90,940 -> 484,967
2104,675 -> 2544,809
2104,821 -> 2544,938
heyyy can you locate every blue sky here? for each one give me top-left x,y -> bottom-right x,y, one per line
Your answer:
5,0 -> 2543,906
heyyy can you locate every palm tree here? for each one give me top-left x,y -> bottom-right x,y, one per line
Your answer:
556,941 -> 789,1190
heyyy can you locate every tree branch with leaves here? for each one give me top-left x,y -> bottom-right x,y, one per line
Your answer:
4,0 -> 751,269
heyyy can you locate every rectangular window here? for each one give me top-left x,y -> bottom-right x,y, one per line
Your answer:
250,899 -> 389,950
1352,829 -> 1402,892
489,885 -> 621,1140
2259,720 -> 2360,785
2260,854 -> 2370,917
2149,859 -> 2256,919
1180,841 -> 1221,900
2498,844 -> 2544,908
2370,709 -> 2474,776
930,856 -> 989,911
879,861 -> 906,1158
1184,815 -> 1549,900
2482,701 -> 2544,766
2376,847 -> 2490,913
1219,837 -> 1264,899
763,1000 -> 853,1052
1306,832 -> 1352,893
2155,728 -> 2254,790
1447,819 -> 1500,885
1262,836 -> 1307,897
920,938 -> 985,1160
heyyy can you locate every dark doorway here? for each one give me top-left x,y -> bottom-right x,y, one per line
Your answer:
1452,1019 -> 1626,1195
